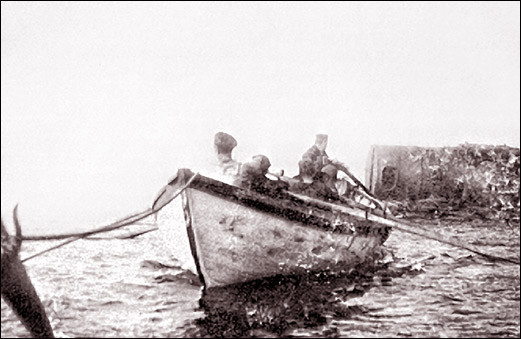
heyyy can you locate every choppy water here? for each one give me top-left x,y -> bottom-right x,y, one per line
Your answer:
2,200 -> 520,338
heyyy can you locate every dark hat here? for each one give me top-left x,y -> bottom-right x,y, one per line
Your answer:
252,154 -> 271,171
214,132 -> 237,154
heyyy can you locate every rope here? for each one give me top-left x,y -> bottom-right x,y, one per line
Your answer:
20,172 -> 199,263
21,209 -> 153,241
152,171 -> 199,212
21,208 -> 155,263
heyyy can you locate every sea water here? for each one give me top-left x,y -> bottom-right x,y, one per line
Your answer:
1,199 -> 519,338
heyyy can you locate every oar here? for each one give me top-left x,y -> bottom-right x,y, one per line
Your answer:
371,212 -> 520,265
333,161 -> 371,195
82,227 -> 159,240
331,162 -> 520,264
332,161 -> 387,210
116,227 -> 158,239
288,191 -> 520,265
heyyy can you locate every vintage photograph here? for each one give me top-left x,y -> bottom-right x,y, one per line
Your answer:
1,2 -> 519,338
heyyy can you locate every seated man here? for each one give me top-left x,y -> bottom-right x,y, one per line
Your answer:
235,154 -> 271,188
296,134 -> 332,183
236,155 -> 288,196
206,131 -> 241,185
214,132 -> 241,176
291,134 -> 359,202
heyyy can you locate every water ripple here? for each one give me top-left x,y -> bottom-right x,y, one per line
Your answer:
2,214 -> 519,338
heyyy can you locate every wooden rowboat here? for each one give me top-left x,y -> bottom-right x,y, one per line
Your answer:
156,169 -> 391,289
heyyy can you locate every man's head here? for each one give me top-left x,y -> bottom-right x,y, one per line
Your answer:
315,134 -> 328,152
214,132 -> 237,155
238,155 -> 271,186
252,154 -> 271,174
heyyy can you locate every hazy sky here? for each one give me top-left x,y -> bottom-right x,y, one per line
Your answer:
2,2 -> 520,234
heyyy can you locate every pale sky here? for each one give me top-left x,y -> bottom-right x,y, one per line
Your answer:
2,1 -> 520,234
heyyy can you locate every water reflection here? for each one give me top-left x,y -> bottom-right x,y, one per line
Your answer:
189,262 -> 417,338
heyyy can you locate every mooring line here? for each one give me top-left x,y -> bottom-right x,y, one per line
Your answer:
20,172 -> 199,263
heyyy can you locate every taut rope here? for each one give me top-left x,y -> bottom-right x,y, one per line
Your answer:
20,172 -> 199,263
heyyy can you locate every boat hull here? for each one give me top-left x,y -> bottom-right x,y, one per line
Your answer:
163,169 -> 391,289
182,188 -> 387,289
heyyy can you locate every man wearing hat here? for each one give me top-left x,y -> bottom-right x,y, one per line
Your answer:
236,154 -> 289,196
297,134 -> 333,183
213,131 -> 241,178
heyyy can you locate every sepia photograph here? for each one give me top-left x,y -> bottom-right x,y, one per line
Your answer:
1,1 -> 519,338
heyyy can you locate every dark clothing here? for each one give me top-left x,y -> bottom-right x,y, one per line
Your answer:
237,161 -> 267,187
298,145 -> 331,180
237,160 -> 288,197
293,144 -> 339,200
288,175 -> 340,202
254,179 -> 289,198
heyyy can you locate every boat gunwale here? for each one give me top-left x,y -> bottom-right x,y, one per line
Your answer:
174,169 -> 391,289
175,169 -> 390,236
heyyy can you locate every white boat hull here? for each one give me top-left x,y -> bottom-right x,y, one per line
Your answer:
179,180 -> 389,289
